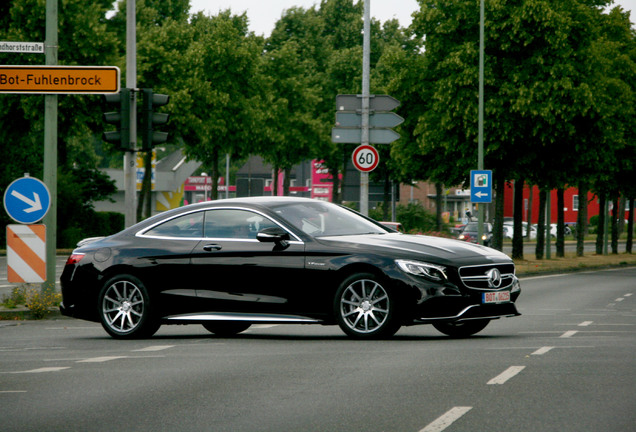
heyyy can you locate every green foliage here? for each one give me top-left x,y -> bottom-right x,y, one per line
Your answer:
24,286 -> 62,319
1,286 -> 27,309
370,202 -> 440,234
1,285 -> 61,319
396,202 -> 439,233
1,0 -> 634,243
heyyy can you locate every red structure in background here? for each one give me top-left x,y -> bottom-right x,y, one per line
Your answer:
502,182 -> 631,225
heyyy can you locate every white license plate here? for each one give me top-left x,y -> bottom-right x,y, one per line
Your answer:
482,291 -> 511,304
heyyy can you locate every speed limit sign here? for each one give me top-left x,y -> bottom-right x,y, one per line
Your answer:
352,144 -> 379,172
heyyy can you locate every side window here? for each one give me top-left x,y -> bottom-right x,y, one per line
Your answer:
204,209 -> 278,239
144,212 -> 204,238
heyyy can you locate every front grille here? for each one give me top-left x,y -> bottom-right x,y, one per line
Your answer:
458,263 -> 515,291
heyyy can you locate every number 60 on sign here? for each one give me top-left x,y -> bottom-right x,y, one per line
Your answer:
352,144 -> 379,173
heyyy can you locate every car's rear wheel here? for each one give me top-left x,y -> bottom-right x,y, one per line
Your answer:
202,322 -> 251,336
335,272 -> 400,339
433,319 -> 490,338
98,275 -> 160,339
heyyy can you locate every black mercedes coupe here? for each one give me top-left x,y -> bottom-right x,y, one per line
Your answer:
60,197 -> 520,339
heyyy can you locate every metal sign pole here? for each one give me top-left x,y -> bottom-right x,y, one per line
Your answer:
42,0 -> 58,294
360,0 -> 371,216
477,0 -> 485,244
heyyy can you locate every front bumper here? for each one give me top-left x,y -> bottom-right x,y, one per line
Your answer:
413,301 -> 520,324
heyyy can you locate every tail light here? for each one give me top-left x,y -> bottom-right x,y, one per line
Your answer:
66,253 -> 85,265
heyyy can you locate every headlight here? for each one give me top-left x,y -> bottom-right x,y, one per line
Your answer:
396,259 -> 448,281
458,234 -> 466,240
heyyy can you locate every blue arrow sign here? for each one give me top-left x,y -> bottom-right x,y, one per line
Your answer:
3,176 -> 51,224
470,170 -> 492,203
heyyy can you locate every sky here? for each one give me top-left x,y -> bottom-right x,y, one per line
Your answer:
189,0 -> 636,36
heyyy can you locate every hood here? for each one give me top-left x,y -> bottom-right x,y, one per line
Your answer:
316,233 -> 511,266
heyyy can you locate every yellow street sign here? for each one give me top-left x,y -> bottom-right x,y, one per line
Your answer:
0,65 -> 119,94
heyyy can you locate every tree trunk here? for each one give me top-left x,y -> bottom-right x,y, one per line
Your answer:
556,187 -> 565,257
526,186 -> 533,239
283,167 -> 291,196
272,166 -> 279,197
595,192 -> 606,255
491,174 -> 505,251
627,196 -> 634,254
435,182 -> 443,232
210,147 -> 219,200
512,179 -> 524,260
383,172 -> 392,221
611,195 -> 619,254
536,189 -> 546,260
576,182 -> 588,257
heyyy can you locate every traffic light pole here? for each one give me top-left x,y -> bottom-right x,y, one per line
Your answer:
124,0 -> 137,228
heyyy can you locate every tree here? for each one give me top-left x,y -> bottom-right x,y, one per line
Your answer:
173,11 -> 267,200
0,0 -> 119,246
259,39 -> 322,195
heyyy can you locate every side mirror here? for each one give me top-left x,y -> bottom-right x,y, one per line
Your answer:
256,227 -> 290,248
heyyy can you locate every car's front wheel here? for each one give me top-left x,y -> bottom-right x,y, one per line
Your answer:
433,319 -> 490,338
98,275 -> 160,339
335,273 -> 401,339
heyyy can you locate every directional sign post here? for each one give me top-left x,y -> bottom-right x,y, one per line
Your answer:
335,112 -> 404,128
0,65 -> 120,94
3,176 -> 51,224
336,94 -> 400,112
332,94 -> 402,146
331,128 -> 400,144
470,170 -> 492,203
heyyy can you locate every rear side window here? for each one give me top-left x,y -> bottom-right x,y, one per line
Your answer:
144,212 -> 204,238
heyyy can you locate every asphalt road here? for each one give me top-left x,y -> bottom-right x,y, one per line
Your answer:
1,268 -> 635,432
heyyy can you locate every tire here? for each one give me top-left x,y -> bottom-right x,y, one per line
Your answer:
202,322 -> 251,337
433,319 -> 490,338
98,274 -> 160,339
334,272 -> 401,339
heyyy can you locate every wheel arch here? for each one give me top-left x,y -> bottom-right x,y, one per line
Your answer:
332,262 -> 419,321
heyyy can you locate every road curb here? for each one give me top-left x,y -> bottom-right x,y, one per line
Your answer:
0,307 -> 63,321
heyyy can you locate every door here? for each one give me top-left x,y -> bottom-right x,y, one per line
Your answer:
191,208 -> 307,314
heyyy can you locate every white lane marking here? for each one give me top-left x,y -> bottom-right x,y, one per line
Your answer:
532,346 -> 554,355
77,356 -> 126,363
0,390 -> 27,393
132,345 -> 174,352
578,321 -> 593,327
10,367 -> 70,374
487,366 -> 525,385
560,330 -> 578,338
419,407 -> 472,432
624,293 -> 633,297
615,298 -> 625,302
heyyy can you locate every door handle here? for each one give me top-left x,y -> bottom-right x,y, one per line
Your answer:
203,244 -> 222,251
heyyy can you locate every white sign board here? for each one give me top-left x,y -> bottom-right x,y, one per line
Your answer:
0,41 -> 44,53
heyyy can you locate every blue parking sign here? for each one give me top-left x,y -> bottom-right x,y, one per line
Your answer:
3,176 -> 51,224
470,170 -> 492,203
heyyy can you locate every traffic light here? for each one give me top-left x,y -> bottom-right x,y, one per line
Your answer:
102,88 -> 131,150
141,88 -> 170,151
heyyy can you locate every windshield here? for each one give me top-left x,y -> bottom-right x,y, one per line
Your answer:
271,201 -> 387,237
